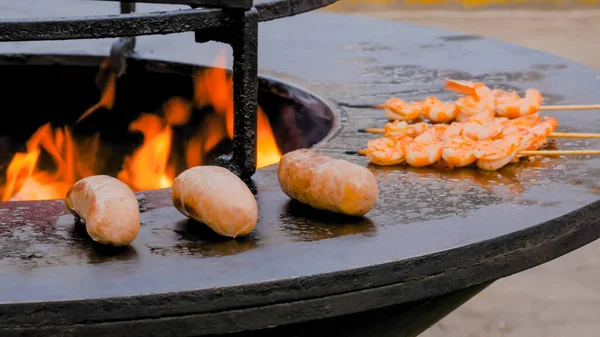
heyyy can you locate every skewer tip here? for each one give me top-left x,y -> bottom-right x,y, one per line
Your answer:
357,129 -> 367,133
345,150 -> 360,155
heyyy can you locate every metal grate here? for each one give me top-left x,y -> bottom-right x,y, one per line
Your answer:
0,0 -> 338,179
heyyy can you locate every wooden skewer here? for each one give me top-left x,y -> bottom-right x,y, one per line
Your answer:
517,150 -> 600,156
357,128 -> 600,139
538,104 -> 600,111
347,103 -> 600,112
358,128 -> 385,133
346,149 -> 600,156
546,132 -> 600,139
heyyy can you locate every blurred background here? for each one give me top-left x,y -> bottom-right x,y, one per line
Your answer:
322,2 -> 600,337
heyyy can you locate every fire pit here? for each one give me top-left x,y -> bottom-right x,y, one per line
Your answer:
0,54 -> 334,200
1,2 -> 600,337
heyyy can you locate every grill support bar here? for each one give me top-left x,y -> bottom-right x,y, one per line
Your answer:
194,8 -> 258,178
229,8 -> 259,178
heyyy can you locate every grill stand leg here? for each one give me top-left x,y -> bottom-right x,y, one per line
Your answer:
206,8 -> 259,180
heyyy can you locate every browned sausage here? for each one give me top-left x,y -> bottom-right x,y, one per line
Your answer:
65,175 -> 140,246
171,166 -> 258,238
277,149 -> 378,216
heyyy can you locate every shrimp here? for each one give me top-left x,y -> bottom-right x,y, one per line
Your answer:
366,136 -> 411,166
523,117 -> 559,150
383,121 -> 428,138
405,133 -> 443,167
442,122 -> 465,141
510,112 -> 542,129
462,111 -> 503,140
421,97 -> 458,123
474,127 -> 522,171
442,136 -> 477,168
455,95 -> 495,122
428,124 -> 449,141
421,96 -> 458,123
495,89 -> 543,118
525,89 -> 543,106
491,89 -> 520,103
445,79 -> 492,98
421,122 -> 464,142
382,98 -> 422,121
507,124 -> 536,152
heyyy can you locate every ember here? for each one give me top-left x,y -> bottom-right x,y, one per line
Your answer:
0,52 -> 282,201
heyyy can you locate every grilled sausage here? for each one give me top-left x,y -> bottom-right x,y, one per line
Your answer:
65,175 -> 140,246
171,166 -> 258,238
277,149 -> 378,216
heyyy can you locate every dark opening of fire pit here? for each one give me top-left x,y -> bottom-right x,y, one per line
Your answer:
0,54 -> 335,201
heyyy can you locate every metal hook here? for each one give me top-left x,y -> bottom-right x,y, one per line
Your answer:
108,2 -> 136,77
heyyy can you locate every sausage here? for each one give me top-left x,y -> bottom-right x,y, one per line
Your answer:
277,149 -> 378,216
171,166 -> 258,238
65,175 -> 140,246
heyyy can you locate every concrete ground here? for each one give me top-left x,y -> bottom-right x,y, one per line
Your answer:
324,7 -> 600,337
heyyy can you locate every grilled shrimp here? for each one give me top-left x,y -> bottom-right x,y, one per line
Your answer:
492,89 -> 520,103
495,89 -> 543,118
462,112 -> 503,140
445,79 -> 492,98
455,95 -> 495,122
442,122 -> 465,141
524,117 -> 559,150
442,136 -> 477,168
382,98 -> 423,121
384,121 -> 428,138
510,113 -> 542,129
421,123 -> 465,142
421,97 -> 458,123
405,132 -> 443,167
474,127 -> 522,171
366,136 -> 411,166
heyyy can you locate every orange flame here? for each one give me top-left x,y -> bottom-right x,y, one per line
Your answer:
76,60 -> 117,124
1,124 -> 100,201
192,50 -> 282,168
1,50 -> 282,201
117,97 -> 192,191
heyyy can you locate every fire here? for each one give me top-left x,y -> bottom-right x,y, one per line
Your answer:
0,50 -> 282,201
1,124 -> 100,201
256,107 -> 282,167
76,60 -> 117,124
117,97 -> 191,190
192,50 -> 282,168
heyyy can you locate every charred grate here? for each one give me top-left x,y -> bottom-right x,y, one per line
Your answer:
0,0 -> 338,179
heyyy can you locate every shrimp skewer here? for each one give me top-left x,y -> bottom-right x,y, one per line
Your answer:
375,96 -> 459,123
361,79 -> 600,124
350,119 -> 597,171
358,112 -> 600,139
